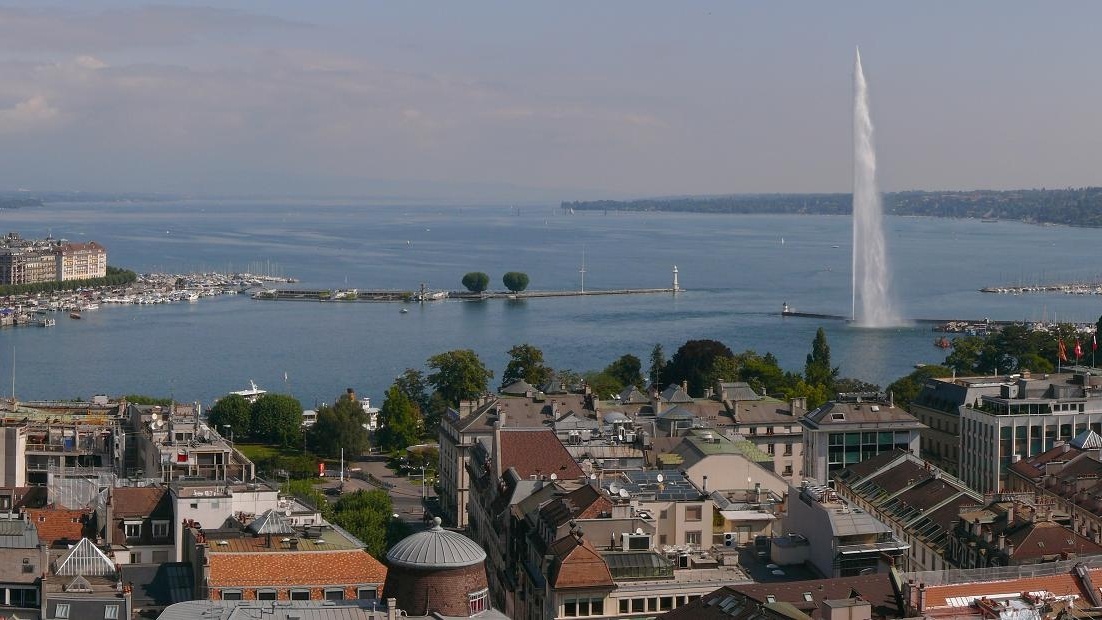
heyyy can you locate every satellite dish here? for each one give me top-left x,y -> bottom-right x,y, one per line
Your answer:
589,474 -> 597,480
609,482 -> 621,494
550,473 -> 557,480
635,527 -> 644,535
656,473 -> 664,483
619,488 -> 630,499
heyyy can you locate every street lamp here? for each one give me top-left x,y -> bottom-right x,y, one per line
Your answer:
420,465 -> 427,500
222,425 -> 233,449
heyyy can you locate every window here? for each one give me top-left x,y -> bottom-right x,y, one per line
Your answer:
631,598 -> 644,613
648,597 -> 659,611
258,590 -> 277,600
325,589 -> 345,600
190,502 -> 198,509
767,444 -> 776,455
784,444 -> 793,456
105,604 -> 120,619
620,600 -> 629,614
686,531 -> 702,545
56,603 -> 70,619
358,588 -> 377,600
124,522 -> 141,538
290,589 -> 310,600
222,590 -> 242,601
469,588 -> 488,615
152,521 -> 169,538
660,596 -> 674,611
783,465 -> 793,476
564,597 -> 603,617
685,506 -> 702,522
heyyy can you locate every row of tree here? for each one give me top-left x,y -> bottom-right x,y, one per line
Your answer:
0,266 -> 137,296
461,271 -> 530,293
207,393 -> 305,447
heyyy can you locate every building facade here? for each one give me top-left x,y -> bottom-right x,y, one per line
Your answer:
800,394 -> 924,483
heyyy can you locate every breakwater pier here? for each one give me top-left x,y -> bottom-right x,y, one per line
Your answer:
253,287 -> 679,302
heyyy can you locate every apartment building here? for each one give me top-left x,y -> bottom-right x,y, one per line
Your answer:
907,375 -> 1007,475
712,382 -> 807,485
55,241 -> 107,281
800,393 -> 924,483
1006,430 -> 1102,542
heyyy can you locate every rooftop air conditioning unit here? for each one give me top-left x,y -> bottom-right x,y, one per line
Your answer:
723,532 -> 738,547
621,533 -> 651,551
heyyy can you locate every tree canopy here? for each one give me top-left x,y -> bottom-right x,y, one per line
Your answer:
308,394 -> 371,458
648,344 -> 666,387
605,354 -> 644,390
427,349 -> 493,406
502,344 -> 553,388
207,394 -> 252,439
249,393 -> 303,447
502,271 -> 530,293
329,489 -> 411,558
461,272 -> 490,293
376,384 -> 421,452
886,365 -> 952,412
661,339 -> 735,397
804,327 -> 839,390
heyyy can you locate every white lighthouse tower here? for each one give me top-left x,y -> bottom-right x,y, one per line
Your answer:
672,265 -> 681,293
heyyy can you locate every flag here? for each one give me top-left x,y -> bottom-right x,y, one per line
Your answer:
1059,340 -> 1068,362
1094,334 -> 1098,351
1075,340 -> 1083,358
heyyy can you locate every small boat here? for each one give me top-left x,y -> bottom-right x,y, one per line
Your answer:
69,312 -> 81,320
934,336 -> 951,349
400,308 -> 409,314
41,318 -> 56,327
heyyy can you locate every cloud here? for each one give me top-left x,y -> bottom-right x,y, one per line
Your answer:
0,94 -> 58,133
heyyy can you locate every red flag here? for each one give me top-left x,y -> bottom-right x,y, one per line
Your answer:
1094,334 -> 1098,351
1076,340 -> 1083,358
1059,340 -> 1068,362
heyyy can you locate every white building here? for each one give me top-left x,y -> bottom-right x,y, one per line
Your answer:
800,394 -> 924,483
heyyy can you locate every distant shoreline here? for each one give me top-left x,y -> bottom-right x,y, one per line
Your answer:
563,187 -> 1102,228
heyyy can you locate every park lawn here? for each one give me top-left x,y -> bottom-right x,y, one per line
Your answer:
235,443 -> 301,462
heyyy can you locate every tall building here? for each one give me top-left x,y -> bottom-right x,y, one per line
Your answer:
56,241 -> 107,281
800,393 -> 924,483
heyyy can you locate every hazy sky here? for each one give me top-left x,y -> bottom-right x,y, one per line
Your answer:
0,2 -> 1099,202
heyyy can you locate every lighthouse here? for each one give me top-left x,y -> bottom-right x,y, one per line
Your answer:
672,265 -> 680,293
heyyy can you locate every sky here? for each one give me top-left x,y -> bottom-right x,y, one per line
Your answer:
0,2 -> 1099,203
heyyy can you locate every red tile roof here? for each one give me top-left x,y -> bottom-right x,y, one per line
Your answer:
25,507 -> 92,546
499,429 -> 584,480
547,535 -> 614,590
208,549 -> 387,587
110,487 -> 171,519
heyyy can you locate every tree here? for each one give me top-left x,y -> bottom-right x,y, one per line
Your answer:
329,489 -> 411,558
604,354 -> 644,389
249,394 -> 303,447
583,371 -> 623,399
123,395 -> 173,406
394,368 -> 431,417
661,339 -> 735,397
648,344 -> 666,387
502,344 -> 553,388
207,394 -> 252,439
461,272 -> 490,293
376,384 -> 421,452
427,350 -> 493,406
804,328 -> 839,390
834,377 -> 882,394
886,365 -> 952,411
308,394 -> 371,459
502,271 -> 529,293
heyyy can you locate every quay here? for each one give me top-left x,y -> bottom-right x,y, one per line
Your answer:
253,287 -> 680,302
981,283 -> 1102,295
780,303 -> 1019,332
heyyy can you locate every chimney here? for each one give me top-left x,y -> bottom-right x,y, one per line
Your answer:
1064,443 -> 1071,454
1006,542 -> 1015,557
386,598 -> 398,620
972,518 -> 981,537
1007,502 -> 1015,525
997,533 -> 1006,551
346,388 -> 356,401
702,475 -> 708,493
918,584 -> 927,612
493,420 -> 503,477
681,380 -> 689,394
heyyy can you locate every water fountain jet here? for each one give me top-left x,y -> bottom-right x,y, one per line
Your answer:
851,47 -> 902,327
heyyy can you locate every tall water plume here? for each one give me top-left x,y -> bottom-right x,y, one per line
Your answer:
851,47 -> 901,327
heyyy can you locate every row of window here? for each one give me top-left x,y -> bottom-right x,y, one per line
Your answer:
220,587 -> 377,601
617,594 -> 700,614
124,521 -> 169,539
56,603 -> 119,619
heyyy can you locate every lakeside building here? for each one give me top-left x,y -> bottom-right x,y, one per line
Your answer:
0,233 -> 106,285
783,481 -> 909,578
832,449 -> 981,571
956,369 -> 1102,493
908,375 -> 1008,475
1006,430 -> 1102,542
799,393 -> 924,483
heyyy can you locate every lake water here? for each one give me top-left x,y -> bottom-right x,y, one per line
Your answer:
3,201 -> 1101,408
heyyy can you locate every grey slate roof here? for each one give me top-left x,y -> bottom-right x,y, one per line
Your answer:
0,516 -> 39,548
501,379 -> 534,396
120,562 -> 193,609
660,385 -> 693,403
158,600 -> 392,620
618,386 -> 648,403
385,518 -> 486,569
657,405 -> 696,421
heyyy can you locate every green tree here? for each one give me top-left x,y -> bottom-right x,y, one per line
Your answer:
703,356 -> 740,390
329,489 -> 411,558
834,377 -> 882,395
502,344 -> 553,388
583,371 -> 622,399
394,368 -> 431,417
308,394 -> 371,458
377,384 -> 421,452
886,365 -> 952,411
804,328 -> 839,390
648,344 -> 666,387
604,354 -> 644,389
421,391 -> 450,440
249,394 -> 303,447
502,271 -> 530,293
207,394 -> 252,439
427,349 -> 493,406
734,351 -> 788,397
661,339 -> 735,397
461,272 -> 490,293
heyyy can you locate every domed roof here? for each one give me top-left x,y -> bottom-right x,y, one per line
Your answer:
386,518 -> 486,569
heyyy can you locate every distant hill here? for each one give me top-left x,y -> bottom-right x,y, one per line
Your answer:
563,187 -> 1102,227
0,196 -> 43,209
